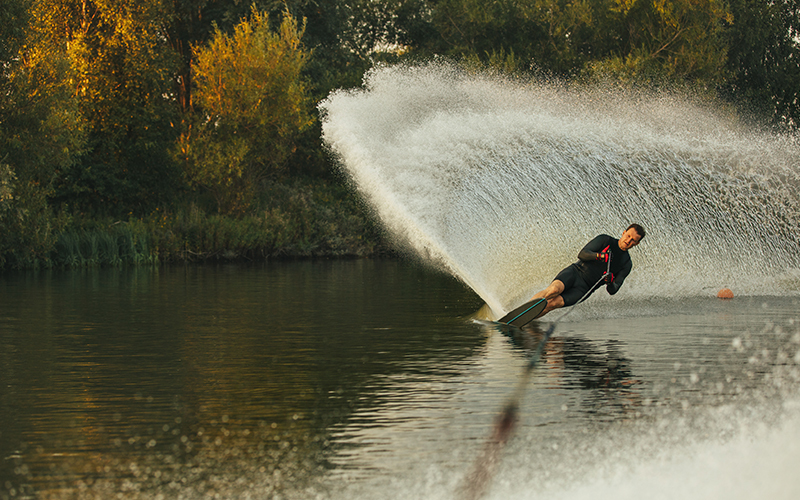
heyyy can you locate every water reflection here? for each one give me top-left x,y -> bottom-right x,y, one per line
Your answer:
489,322 -> 645,426
0,261 -> 484,498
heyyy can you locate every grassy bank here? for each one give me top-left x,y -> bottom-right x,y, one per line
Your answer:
2,178 -> 388,270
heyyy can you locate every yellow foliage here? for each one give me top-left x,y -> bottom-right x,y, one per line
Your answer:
611,0 -> 639,15
193,7 -> 310,131
182,7 -> 313,214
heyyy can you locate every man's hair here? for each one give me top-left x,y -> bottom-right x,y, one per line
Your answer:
627,223 -> 646,239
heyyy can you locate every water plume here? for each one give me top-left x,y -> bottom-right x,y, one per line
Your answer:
320,62 -> 800,316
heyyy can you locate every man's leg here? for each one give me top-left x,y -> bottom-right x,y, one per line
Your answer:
531,280 -> 566,318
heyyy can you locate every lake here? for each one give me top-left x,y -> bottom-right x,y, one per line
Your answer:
2,260 -> 799,499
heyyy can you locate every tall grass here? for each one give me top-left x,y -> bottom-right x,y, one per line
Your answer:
53,224 -> 157,267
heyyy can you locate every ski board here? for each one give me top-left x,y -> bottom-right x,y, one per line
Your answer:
497,298 -> 547,327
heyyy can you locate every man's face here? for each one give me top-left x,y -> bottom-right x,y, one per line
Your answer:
618,228 -> 642,251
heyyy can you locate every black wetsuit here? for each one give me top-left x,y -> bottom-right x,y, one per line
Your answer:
554,234 -> 632,307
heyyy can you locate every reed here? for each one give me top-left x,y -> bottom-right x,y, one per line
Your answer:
53,224 -> 155,267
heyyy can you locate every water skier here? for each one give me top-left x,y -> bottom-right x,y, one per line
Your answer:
531,224 -> 645,318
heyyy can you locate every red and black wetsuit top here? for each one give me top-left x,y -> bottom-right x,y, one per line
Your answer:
573,234 -> 632,295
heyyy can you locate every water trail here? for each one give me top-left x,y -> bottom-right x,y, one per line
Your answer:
320,62 -> 800,315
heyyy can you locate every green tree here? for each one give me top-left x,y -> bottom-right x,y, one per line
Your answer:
261,1 -> 417,178
722,0 -> 800,129
24,0 -> 183,214
177,8 -> 313,214
586,0 -> 732,84
391,1 -> 731,83
166,0 -> 267,113
0,0 -> 86,267
0,0 -> 29,68
403,0 -> 553,71
265,0 -> 406,90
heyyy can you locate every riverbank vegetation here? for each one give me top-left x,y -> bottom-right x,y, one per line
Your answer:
1,0 -> 798,269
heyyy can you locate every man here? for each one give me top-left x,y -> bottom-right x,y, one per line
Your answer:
532,224 -> 645,318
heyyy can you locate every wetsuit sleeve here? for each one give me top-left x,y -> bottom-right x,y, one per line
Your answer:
607,260 -> 632,295
577,235 -> 611,262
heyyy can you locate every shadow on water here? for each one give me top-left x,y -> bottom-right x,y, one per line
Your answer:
447,298 -> 800,500
314,295 -> 800,500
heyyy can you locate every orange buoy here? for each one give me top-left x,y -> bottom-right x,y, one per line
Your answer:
717,288 -> 734,299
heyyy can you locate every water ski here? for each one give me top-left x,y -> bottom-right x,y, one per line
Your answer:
497,298 -> 547,327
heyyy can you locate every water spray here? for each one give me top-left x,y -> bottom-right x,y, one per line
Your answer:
320,61 -> 800,308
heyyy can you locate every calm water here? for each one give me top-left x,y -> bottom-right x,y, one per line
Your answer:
2,261 -> 800,500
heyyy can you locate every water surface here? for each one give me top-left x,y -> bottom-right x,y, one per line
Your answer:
2,261 -> 799,499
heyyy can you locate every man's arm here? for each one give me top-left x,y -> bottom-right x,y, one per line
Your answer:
606,260 -> 632,295
577,234 -> 612,262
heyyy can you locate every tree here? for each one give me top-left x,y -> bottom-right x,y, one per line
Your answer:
0,0 -> 86,267
0,0 -> 29,69
388,1 -> 731,83
402,0 -> 557,71
165,0 -> 266,113
586,0 -> 732,84
722,0 -> 800,129
23,0 -> 183,214
177,8 -> 313,214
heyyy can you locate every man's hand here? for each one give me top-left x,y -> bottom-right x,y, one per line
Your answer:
597,252 -> 609,263
604,272 -> 614,284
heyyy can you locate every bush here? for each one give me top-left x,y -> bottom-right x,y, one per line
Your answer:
177,8 -> 314,214
0,162 -> 65,269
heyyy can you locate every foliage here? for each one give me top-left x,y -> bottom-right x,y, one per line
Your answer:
0,161 -> 68,269
389,0 -> 604,74
402,0 -> 550,72
24,0 -> 183,214
397,0 -> 732,83
166,0 -> 266,112
263,0 -> 401,93
53,222 -> 156,267
2,0 -> 800,270
0,0 -> 84,269
4,46 -> 88,184
259,1 -> 387,177
28,178 -> 381,269
177,7 -> 314,214
585,0 -> 732,85
0,0 -> 29,70
722,0 -> 800,129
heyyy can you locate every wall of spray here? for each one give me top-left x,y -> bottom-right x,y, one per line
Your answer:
320,62 -> 800,315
